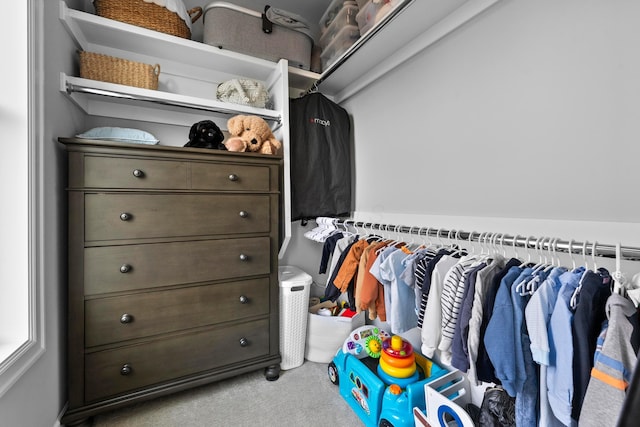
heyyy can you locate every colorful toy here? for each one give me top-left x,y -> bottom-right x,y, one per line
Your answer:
342,325 -> 391,359
377,336 -> 419,388
329,327 -> 451,427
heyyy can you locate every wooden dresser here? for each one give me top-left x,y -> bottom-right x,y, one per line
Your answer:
59,138 -> 282,425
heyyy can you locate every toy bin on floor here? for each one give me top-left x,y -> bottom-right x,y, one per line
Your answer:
278,265 -> 312,370
305,304 -> 365,363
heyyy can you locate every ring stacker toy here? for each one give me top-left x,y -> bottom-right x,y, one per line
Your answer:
377,335 -> 419,388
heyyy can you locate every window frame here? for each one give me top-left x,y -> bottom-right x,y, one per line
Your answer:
0,0 -> 45,397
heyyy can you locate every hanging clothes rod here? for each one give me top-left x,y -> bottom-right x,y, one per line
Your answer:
65,81 -> 282,123
333,219 -> 640,261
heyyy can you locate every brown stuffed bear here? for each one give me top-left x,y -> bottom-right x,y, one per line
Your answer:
224,115 -> 282,155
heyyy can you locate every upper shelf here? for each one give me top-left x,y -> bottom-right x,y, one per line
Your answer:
59,1 -> 288,126
59,1 -> 280,81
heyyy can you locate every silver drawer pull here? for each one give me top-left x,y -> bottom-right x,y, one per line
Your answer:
132,169 -> 145,178
120,364 -> 133,375
239,295 -> 248,304
228,174 -> 239,181
239,338 -> 249,347
120,264 -> 132,273
120,212 -> 132,221
239,211 -> 248,218
239,254 -> 249,261
120,313 -> 133,324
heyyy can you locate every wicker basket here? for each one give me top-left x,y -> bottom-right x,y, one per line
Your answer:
79,51 -> 160,90
93,0 -> 203,39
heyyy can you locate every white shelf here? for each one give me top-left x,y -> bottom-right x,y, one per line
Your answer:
59,1 -> 285,126
59,2 -> 278,81
61,74 -> 281,126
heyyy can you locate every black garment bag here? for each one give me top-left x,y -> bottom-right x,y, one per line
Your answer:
289,92 -> 352,221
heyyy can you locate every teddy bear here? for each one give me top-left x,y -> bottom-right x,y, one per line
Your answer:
184,120 -> 226,150
224,115 -> 282,155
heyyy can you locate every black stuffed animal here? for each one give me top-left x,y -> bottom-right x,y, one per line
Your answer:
184,120 -> 226,149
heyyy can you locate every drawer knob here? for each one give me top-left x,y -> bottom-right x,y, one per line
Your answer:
120,212 -> 132,221
239,253 -> 249,261
239,210 -> 248,218
120,313 -> 133,324
239,295 -> 249,304
228,174 -> 239,182
239,338 -> 249,347
132,169 -> 145,178
120,364 -> 133,376
119,264 -> 132,273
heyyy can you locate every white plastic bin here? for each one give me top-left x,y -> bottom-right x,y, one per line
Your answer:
278,265 -> 312,370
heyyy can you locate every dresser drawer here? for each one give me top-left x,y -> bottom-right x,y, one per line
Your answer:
84,156 -> 188,189
84,238 -> 271,295
83,155 -> 271,191
85,319 -> 270,402
85,279 -> 269,347
85,193 -> 271,241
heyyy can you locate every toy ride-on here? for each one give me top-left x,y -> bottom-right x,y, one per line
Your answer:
327,325 -> 451,427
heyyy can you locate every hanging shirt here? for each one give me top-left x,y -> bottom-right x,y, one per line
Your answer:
483,265 -> 527,397
476,257 -> 522,385
524,266 -> 567,427
571,268 -> 612,421
421,254 -> 460,359
358,241 -> 389,321
377,248 -> 418,334
451,261 -> 487,372
439,255 -> 479,365
547,267 -> 585,426
465,255 -> 506,384
318,231 -> 343,274
579,293 -> 640,427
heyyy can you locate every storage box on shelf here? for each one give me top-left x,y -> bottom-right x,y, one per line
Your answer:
202,2 -> 313,70
318,2 -> 360,50
93,0 -> 203,39
320,24 -> 361,72
355,0 -> 384,35
319,0 -> 359,36
79,51 -> 160,90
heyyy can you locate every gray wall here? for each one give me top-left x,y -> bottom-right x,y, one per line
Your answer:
283,0 -> 640,277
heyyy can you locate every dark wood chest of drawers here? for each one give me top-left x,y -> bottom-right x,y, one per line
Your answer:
59,138 -> 282,425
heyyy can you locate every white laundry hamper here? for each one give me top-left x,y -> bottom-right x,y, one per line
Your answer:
278,265 -> 312,370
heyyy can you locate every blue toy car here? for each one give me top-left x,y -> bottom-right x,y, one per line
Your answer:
328,346 -> 450,427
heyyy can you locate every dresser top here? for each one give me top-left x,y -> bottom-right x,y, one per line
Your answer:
58,137 -> 283,163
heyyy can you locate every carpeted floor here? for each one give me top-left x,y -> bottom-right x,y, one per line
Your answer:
92,361 -> 364,427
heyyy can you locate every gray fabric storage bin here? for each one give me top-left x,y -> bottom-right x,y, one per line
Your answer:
203,2 -> 313,70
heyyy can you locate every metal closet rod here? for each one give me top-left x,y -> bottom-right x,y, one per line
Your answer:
333,219 -> 640,261
65,82 -> 282,123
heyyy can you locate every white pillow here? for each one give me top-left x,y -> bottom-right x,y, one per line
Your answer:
77,127 -> 159,145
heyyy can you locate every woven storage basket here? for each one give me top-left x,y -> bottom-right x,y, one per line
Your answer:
79,51 -> 160,90
93,0 -> 203,39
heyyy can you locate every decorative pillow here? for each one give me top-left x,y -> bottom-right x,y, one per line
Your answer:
76,127 -> 159,145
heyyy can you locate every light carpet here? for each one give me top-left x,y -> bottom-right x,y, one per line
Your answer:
92,361 -> 364,427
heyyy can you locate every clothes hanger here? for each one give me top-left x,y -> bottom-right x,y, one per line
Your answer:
570,241 -> 591,309
612,242 -> 628,296
567,239 -> 577,270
